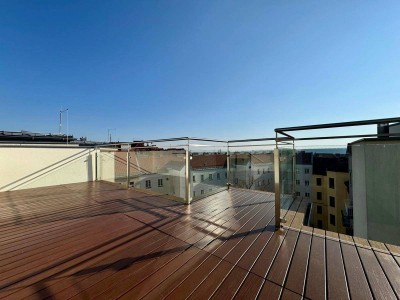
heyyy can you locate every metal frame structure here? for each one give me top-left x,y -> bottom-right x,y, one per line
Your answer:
273,116 -> 400,229
94,117 -> 400,230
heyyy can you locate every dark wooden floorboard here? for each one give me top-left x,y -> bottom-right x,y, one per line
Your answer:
305,236 -> 326,300
326,238 -> 349,299
0,182 -> 399,300
284,232 -> 312,295
341,243 -> 373,300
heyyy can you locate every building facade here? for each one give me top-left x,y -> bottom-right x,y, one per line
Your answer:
295,151 -> 313,199
311,154 -> 349,234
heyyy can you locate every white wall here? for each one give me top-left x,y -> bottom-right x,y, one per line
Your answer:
0,145 -> 96,192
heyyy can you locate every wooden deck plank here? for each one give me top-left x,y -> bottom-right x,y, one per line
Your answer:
357,247 -> 396,300
305,236 -> 326,300
141,249 -> 211,300
281,288 -> 302,300
257,280 -> 282,299
233,272 -> 264,300
163,255 -> 222,300
210,266 -> 248,300
285,232 -> 312,295
341,243 -> 373,300
250,228 -> 287,278
267,229 -> 299,285
375,251 -> 400,297
187,259 -> 235,300
326,239 -> 349,299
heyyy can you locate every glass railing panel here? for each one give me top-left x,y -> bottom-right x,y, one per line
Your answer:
190,151 -> 228,200
128,149 -> 186,201
98,143 -> 187,202
229,151 -> 275,193
279,147 -> 295,218
189,142 -> 228,200
98,144 -> 128,185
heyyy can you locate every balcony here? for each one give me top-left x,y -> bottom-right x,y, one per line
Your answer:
1,117 -> 400,299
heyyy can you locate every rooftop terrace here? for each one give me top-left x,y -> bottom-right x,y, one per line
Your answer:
0,181 -> 399,299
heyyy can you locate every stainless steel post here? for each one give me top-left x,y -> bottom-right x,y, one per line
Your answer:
292,141 -> 296,199
227,142 -> 230,190
126,144 -> 131,189
95,148 -> 98,181
274,134 -> 280,229
185,139 -> 191,204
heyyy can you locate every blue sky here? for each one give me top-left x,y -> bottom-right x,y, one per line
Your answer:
1,1 -> 400,142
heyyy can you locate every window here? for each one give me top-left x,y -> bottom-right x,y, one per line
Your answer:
217,173 -> 221,180
329,178 -> 335,189
267,179 -> 270,184
258,181 -> 261,187
330,214 -> 336,226
317,192 -> 322,200
193,191 -> 196,197
317,205 -> 322,214
234,178 -> 238,184
158,179 -> 163,187
317,220 -> 323,229
296,180 -> 300,185
296,192 -> 300,196
145,180 -> 151,189
225,172 -> 227,179
305,168 -> 310,174
316,178 -> 322,186
258,169 -> 260,175
193,175 -> 196,182
201,175 -> 204,182
296,168 -> 300,174
263,169 -> 265,174
209,174 -> 213,181
201,190 -> 204,195
305,192 -> 310,198
329,196 -> 335,208
262,179 -> 265,185
305,180 -> 310,186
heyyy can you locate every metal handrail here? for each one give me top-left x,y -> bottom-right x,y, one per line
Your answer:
275,117 -> 400,133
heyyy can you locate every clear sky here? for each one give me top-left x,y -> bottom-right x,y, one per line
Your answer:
1,1 -> 400,142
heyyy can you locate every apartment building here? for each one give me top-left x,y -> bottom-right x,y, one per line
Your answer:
295,151 -> 313,198
311,154 -> 349,234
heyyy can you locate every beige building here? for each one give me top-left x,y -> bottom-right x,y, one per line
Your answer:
311,154 -> 349,234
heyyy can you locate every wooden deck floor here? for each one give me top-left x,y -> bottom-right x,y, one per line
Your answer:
0,182 -> 399,300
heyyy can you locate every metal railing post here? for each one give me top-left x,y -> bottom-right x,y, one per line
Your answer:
126,144 -> 131,189
292,141 -> 296,199
227,142 -> 230,190
274,135 -> 281,229
95,147 -> 98,181
185,139 -> 191,204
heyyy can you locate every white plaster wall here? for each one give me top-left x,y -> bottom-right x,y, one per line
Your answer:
0,145 -> 96,192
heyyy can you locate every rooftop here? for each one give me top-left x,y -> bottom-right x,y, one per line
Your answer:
0,181 -> 399,299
